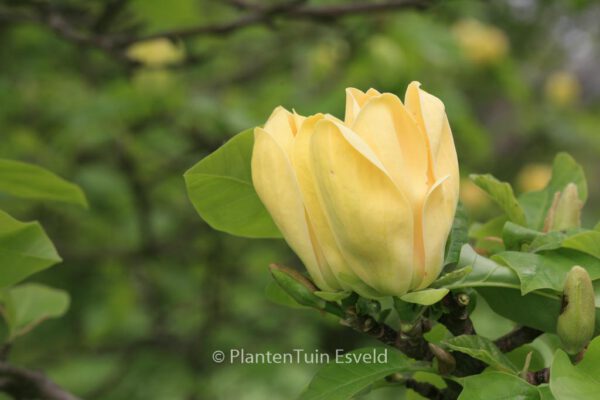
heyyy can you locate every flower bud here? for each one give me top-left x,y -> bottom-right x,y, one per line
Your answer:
544,183 -> 583,232
269,264 -> 326,309
252,83 -> 459,297
556,266 -> 595,355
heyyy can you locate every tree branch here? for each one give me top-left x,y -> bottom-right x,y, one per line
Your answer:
0,362 -> 80,400
494,326 -> 544,353
404,378 -> 444,400
341,307 -> 434,361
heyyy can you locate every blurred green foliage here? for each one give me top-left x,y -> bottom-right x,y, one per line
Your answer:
1,0 -> 600,399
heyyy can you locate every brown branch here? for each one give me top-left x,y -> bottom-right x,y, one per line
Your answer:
526,368 -> 550,385
341,308 -> 433,361
494,326 -> 543,353
404,378 -> 444,400
127,0 -> 429,44
0,362 -> 80,400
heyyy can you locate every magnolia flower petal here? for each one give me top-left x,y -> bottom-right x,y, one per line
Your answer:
293,114 -> 354,291
263,106 -> 300,158
309,119 -> 414,296
352,93 -> 430,205
344,88 -> 381,126
405,82 -> 459,199
419,175 -> 456,289
252,127 -> 339,291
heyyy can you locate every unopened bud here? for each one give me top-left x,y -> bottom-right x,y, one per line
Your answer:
428,343 -> 456,375
269,264 -> 326,309
544,183 -> 583,232
556,266 -> 595,354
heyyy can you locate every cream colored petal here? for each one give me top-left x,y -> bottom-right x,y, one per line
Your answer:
293,114 -> 365,293
252,127 -> 339,291
344,87 -> 381,126
263,106 -> 296,157
351,93 -> 430,205
309,119 -> 414,296
405,82 -> 459,194
418,176 -> 456,290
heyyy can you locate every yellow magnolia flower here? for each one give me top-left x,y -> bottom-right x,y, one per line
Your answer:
126,38 -> 185,67
252,83 -> 459,298
452,19 -> 508,65
544,71 -> 581,107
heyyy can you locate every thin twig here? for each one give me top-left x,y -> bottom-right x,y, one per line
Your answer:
0,362 -> 80,400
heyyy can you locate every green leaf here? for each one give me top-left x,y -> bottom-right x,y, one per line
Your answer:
184,129 -> 281,238
445,245 -> 522,292
492,250 -> 600,294
444,335 -> 518,373
0,210 -> 62,288
478,287 -> 561,333
0,159 -> 87,208
430,266 -> 473,289
470,174 -> 526,225
459,372 -> 540,400
519,153 -> 587,230
562,230 -> 600,259
538,385 -> 556,400
298,347 -> 431,400
264,281 -> 303,309
400,288 -> 449,305
502,221 -> 544,251
314,291 -> 352,302
444,203 -> 469,266
0,283 -> 70,340
550,336 -> 600,400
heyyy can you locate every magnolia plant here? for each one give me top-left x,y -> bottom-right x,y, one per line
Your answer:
185,84 -> 600,400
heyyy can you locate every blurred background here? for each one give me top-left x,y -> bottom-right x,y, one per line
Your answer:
1,0 -> 599,399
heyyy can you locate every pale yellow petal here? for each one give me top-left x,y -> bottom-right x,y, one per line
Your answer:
263,106 -> 297,157
405,82 -> 459,208
351,93 -> 430,205
344,87 -> 381,125
418,176 -> 456,289
309,119 -> 414,296
293,114 -> 367,293
252,127 -> 339,291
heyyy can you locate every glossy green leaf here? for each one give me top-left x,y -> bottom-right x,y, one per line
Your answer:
550,336 -> 600,400
519,153 -> 587,230
458,372 -> 540,400
184,129 -> 281,238
314,291 -> 352,302
298,347 -> 431,400
0,210 -> 62,288
444,335 -> 518,373
0,158 -> 87,208
562,230 -> 600,259
430,266 -> 473,289
493,250 -> 600,294
400,288 -> 449,305
538,385 -> 556,400
265,281 -> 303,309
470,174 -> 526,225
0,283 -> 70,340
445,245 -> 522,291
444,203 -> 469,266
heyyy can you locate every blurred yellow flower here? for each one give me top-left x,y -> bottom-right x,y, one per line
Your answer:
452,19 -> 509,65
544,71 -> 581,107
251,83 -> 459,297
460,178 -> 491,211
516,163 -> 552,193
126,38 -> 185,67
